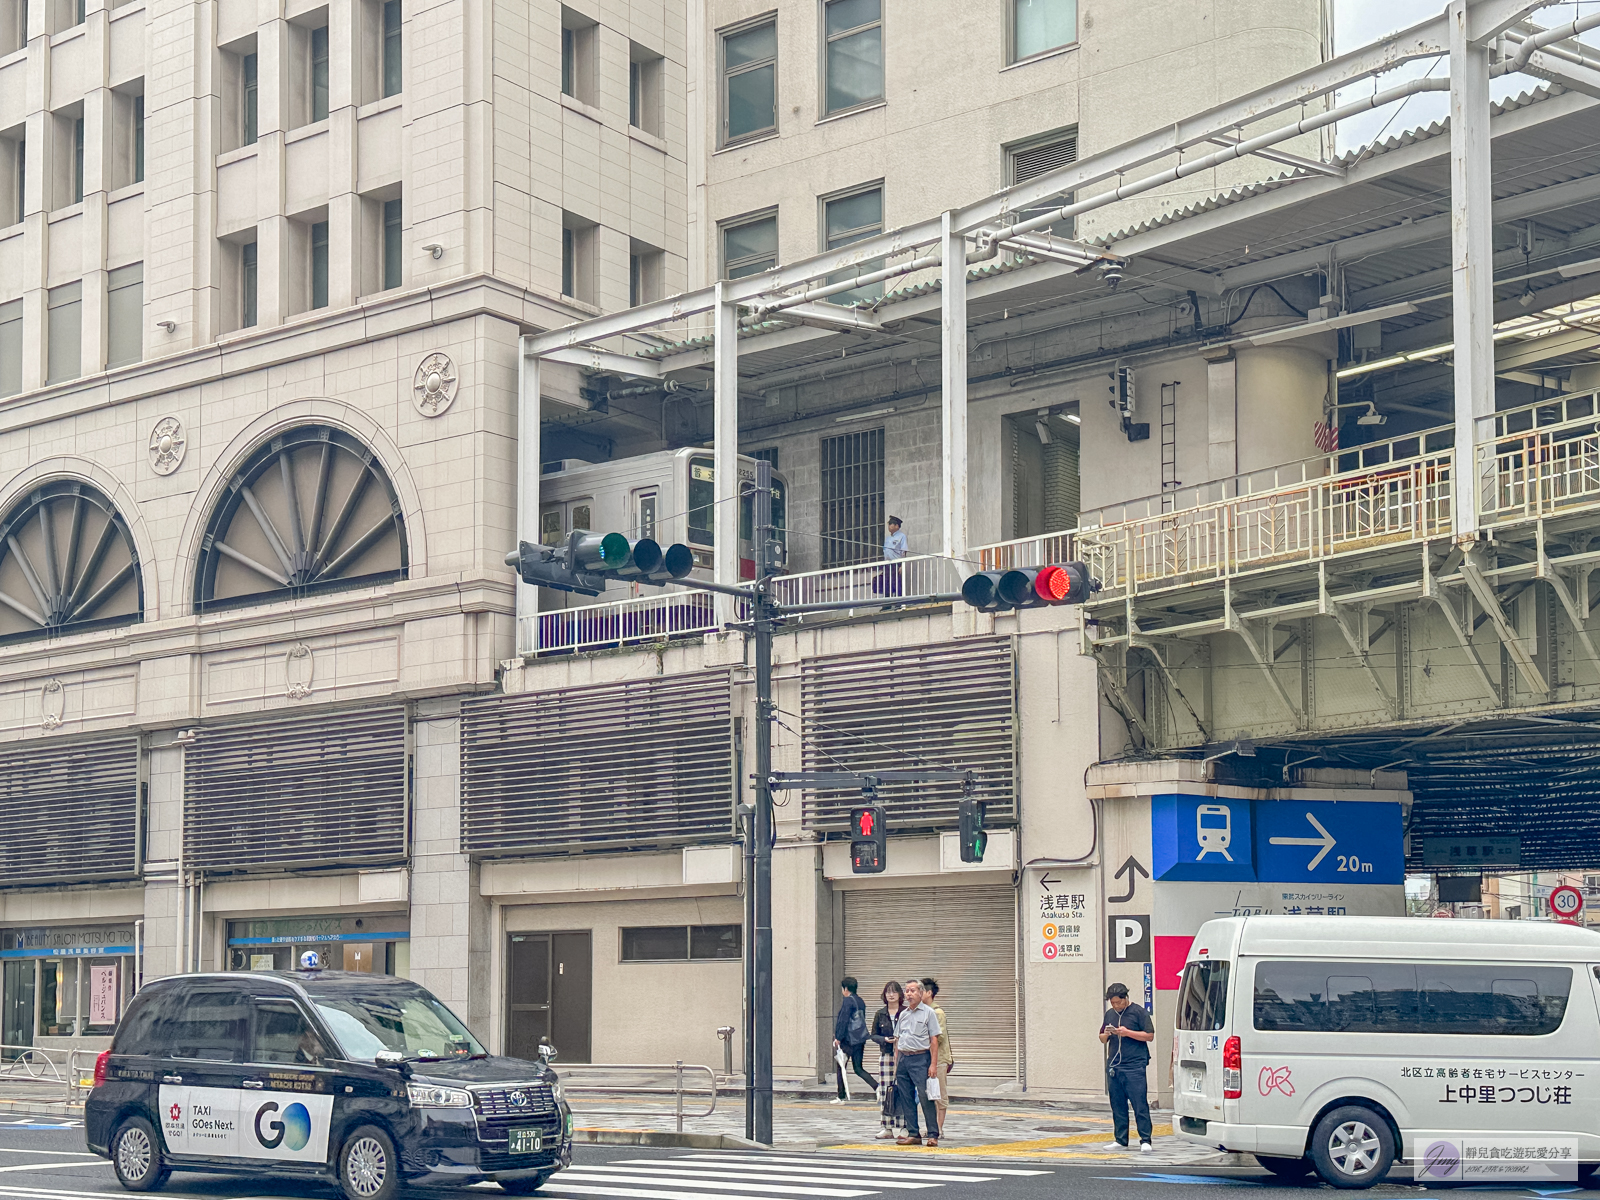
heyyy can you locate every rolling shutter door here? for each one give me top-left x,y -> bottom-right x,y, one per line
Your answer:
801,639 -> 1016,832
843,885 -> 1018,1082
184,706 -> 408,872
0,736 -> 139,884
460,671 -> 734,855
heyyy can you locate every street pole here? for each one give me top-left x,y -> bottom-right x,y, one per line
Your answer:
741,801 -> 755,1142
751,458 -> 775,1145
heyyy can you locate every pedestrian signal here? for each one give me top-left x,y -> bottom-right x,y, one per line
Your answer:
849,805 -> 887,874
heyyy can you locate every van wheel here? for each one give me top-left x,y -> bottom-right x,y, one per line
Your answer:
1309,1106 -> 1394,1188
1256,1155 -> 1314,1179
338,1125 -> 400,1200
112,1116 -> 170,1191
500,1177 -> 550,1195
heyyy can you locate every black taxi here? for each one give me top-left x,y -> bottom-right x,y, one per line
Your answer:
85,965 -> 572,1198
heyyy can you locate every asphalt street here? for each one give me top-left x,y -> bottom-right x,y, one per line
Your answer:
1,1121 -> 1598,1200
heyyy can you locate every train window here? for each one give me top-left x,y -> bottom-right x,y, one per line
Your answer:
541,508 -> 563,545
638,493 -> 658,540
572,503 -> 592,531
689,458 -> 715,545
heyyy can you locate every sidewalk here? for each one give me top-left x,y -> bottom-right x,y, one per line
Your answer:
572,1091 -> 1231,1165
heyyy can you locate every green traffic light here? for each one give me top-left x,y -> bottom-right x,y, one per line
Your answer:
599,531 -> 632,564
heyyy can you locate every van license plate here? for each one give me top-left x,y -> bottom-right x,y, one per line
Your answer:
1188,1068 -> 1204,1092
508,1129 -> 543,1154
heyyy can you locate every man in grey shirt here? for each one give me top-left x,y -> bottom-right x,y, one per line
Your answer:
892,978 -> 941,1145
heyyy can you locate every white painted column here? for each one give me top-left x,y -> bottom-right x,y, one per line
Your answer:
714,282 -> 740,624
515,342 -> 540,653
1449,0 -> 1495,540
940,212 -> 968,563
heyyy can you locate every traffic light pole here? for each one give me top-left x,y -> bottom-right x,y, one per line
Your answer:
750,459 -> 776,1147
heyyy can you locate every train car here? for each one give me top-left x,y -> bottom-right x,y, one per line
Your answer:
537,448 -> 788,610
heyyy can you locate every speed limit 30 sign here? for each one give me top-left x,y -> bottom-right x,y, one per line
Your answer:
1550,884 -> 1584,920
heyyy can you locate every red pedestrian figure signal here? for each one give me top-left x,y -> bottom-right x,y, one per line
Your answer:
850,805 -> 887,874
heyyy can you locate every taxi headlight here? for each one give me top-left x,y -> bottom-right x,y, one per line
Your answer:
551,1081 -> 564,1104
407,1083 -> 472,1109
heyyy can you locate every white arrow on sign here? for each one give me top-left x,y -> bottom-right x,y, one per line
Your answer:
1269,813 -> 1337,870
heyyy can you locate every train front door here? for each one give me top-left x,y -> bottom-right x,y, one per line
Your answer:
506,932 -> 593,1063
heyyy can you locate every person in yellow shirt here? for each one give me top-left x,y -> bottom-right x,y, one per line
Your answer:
921,977 -> 952,1140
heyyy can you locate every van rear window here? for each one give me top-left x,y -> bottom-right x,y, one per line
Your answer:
1254,961 -> 1571,1036
1177,960 -> 1230,1030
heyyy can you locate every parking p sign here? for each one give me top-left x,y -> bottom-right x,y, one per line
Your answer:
1550,885 -> 1584,921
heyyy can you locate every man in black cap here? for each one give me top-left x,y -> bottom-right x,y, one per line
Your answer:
1099,982 -> 1155,1152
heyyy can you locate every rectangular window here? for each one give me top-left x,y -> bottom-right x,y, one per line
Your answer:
560,213 -> 593,304
722,211 -> 777,279
311,220 -> 329,308
561,226 -> 574,297
1012,0 -> 1076,61
243,52 -> 259,145
0,299 -> 21,398
241,240 -> 258,327
636,492 -> 657,541
166,991 -> 248,1061
311,25 -> 330,122
1176,960 -> 1229,1031
382,198 -> 402,289
822,0 -> 882,116
46,280 -> 81,383
629,252 -> 641,307
629,242 -> 662,307
560,9 -> 596,105
749,447 -> 779,470
628,45 -> 663,136
620,925 -> 743,962
4,0 -> 25,54
74,0 -> 83,23
106,262 -> 143,367
13,136 -> 22,225
819,427 -> 884,567
132,94 -> 144,183
252,1000 -> 325,1065
822,185 -> 882,305
721,19 -> 776,144
1253,960 -> 1572,1036
71,116 -> 83,204
381,0 -> 401,97
629,59 -> 641,126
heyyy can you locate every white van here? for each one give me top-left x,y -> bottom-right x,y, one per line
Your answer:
1173,915 -> 1600,1188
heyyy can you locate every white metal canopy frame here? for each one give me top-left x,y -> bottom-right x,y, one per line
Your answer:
515,0 -> 1600,649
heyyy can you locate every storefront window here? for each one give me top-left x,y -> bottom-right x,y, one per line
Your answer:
226,914 -> 410,975
0,925 -> 138,1041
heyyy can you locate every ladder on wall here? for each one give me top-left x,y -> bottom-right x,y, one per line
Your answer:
1160,382 -> 1179,511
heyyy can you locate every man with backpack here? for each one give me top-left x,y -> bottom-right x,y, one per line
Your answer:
832,976 -> 876,1102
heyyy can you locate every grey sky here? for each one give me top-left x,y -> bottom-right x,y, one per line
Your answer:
1333,0 -> 1600,151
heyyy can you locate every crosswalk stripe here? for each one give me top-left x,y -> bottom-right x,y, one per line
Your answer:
578,1165 -> 949,1189
545,1183 -> 876,1200
559,1170 -> 878,1197
680,1154 -> 1050,1177
0,1161 -> 109,1173
612,1159 -> 997,1185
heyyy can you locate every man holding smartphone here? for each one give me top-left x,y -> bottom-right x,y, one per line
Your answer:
1099,982 -> 1155,1151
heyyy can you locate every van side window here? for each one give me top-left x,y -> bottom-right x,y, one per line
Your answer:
166,990 -> 248,1060
1254,961 -> 1571,1036
1176,960 -> 1229,1030
253,999 -> 327,1065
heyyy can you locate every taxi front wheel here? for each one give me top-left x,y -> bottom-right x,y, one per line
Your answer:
338,1125 -> 401,1200
111,1116 -> 170,1192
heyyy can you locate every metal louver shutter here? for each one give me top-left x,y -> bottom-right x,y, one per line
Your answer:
801,639 -> 1016,831
1010,130 -> 1078,183
184,707 -> 407,872
460,671 -> 733,855
0,736 -> 139,884
844,885 -> 1018,1081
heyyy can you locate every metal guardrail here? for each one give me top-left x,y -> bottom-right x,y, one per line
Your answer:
0,1045 -> 98,1104
766,553 -> 961,608
557,1061 -> 717,1133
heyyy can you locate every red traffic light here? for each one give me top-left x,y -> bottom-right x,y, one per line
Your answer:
1033,565 -> 1069,602
855,809 -> 876,837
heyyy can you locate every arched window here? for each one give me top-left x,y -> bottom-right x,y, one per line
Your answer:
195,426 -> 408,611
0,481 -> 143,642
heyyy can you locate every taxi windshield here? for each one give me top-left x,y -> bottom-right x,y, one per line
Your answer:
306,983 -> 487,1062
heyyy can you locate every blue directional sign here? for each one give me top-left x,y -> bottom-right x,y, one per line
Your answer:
1151,794 -> 1403,885
1254,800 -> 1404,884
1151,794 -> 1255,882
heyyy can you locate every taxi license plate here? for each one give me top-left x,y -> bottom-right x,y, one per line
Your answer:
508,1129 -> 543,1154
